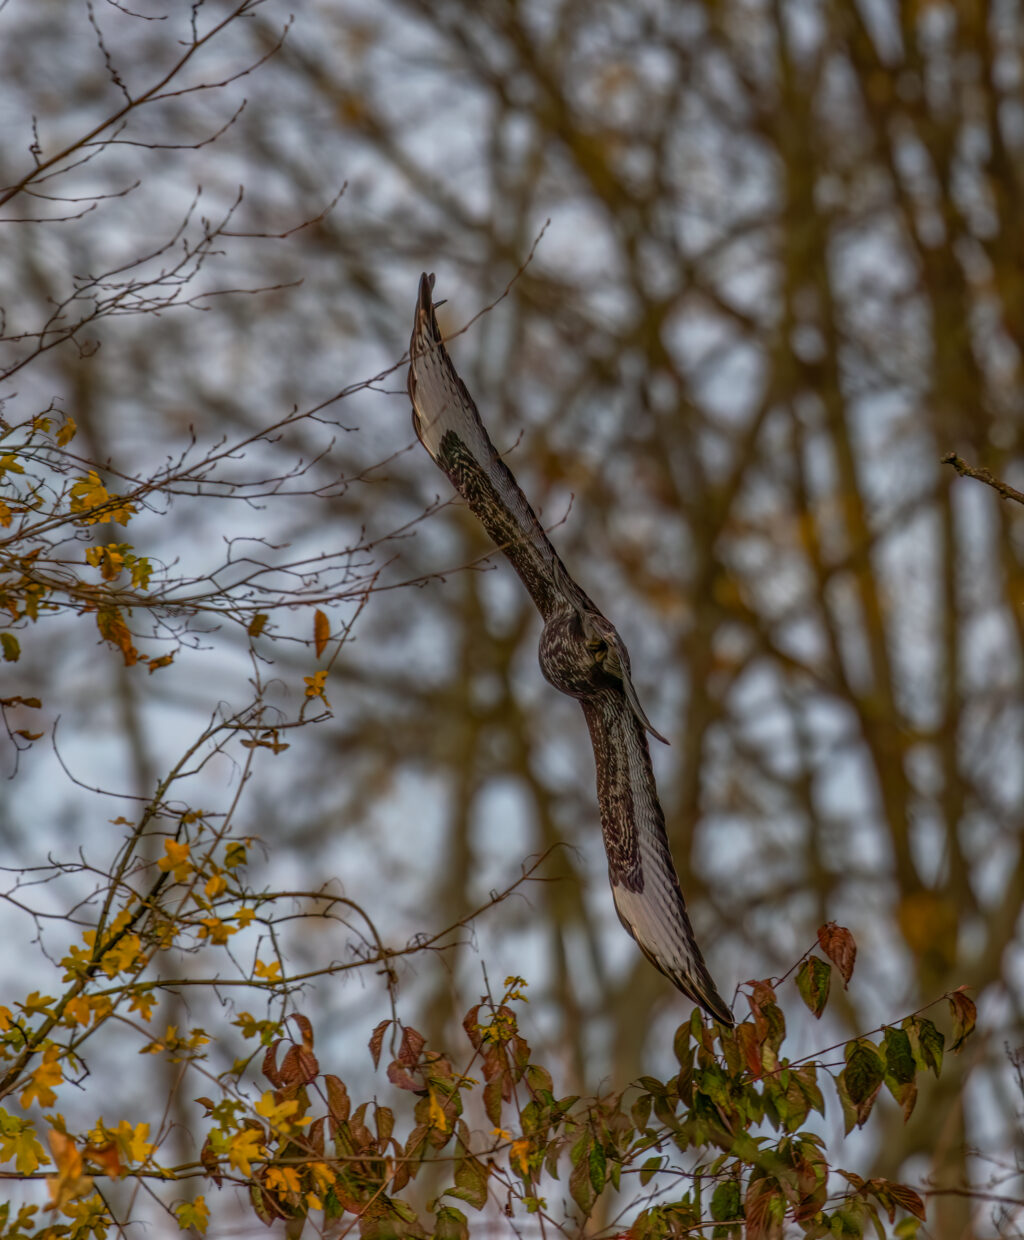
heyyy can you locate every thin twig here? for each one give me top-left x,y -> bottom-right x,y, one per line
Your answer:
941,452 -> 1024,507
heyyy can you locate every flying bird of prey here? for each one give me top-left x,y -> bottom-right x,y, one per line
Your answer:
408,273 -> 732,1025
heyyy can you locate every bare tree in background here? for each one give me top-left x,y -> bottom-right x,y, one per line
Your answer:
3,1 -> 1024,1236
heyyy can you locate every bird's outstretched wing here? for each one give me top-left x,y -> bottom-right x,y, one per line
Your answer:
581,693 -> 733,1025
408,272 -> 582,622
408,273 -> 732,1025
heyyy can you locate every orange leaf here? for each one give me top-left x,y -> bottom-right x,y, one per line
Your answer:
47,1130 -> 93,1211
313,609 -> 330,658
83,1140 -> 123,1179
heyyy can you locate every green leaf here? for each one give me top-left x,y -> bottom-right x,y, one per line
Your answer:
844,1042 -> 884,1104
631,1093 -> 652,1131
710,1180 -> 742,1221
673,1022 -> 691,1065
795,956 -> 832,1018
639,1156 -> 663,1187
588,1142 -> 606,1194
448,1152 -> 488,1211
434,1205 -> 469,1240
907,1016 -> 944,1078
1,634 -> 20,663
569,1147 -> 596,1215
883,1027 -> 915,1084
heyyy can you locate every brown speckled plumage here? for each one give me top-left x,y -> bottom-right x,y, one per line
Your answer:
408,273 -> 732,1025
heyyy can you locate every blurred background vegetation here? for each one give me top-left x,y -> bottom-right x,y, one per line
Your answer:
2,1 -> 1023,1235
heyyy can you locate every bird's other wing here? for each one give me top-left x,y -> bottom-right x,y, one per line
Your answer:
408,272 -> 581,621
580,690 -> 733,1025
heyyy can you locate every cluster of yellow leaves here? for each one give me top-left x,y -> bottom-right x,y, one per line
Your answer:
84,543 -> 152,589
198,917 -> 236,945
87,1118 -> 154,1167
140,1024 -> 211,1061
68,471 -> 136,526
64,993 -> 112,1028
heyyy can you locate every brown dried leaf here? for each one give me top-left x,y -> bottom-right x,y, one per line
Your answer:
296,1047 -> 319,1083
387,1060 -> 421,1092
948,990 -> 977,1052
200,1135 -> 222,1187
735,1023 -> 762,1079
462,1005 -> 482,1050
399,1025 -> 426,1067
369,1019 -> 390,1068
289,1013 -> 314,1051
325,1074 -> 350,1124
262,1042 -> 284,1088
817,923 -> 857,987
887,1182 -> 926,1221
307,1115 -> 326,1157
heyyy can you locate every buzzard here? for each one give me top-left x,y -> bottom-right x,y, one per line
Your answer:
408,273 -> 732,1025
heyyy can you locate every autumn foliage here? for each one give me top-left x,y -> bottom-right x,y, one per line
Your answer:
3,0 -> 1020,1235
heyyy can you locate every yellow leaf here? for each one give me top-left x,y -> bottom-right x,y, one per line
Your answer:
253,959 -> 281,981
1,633 -> 20,663
65,997 -> 92,1028
158,840 -> 192,882
19,992 -> 57,1018
20,1047 -> 62,1109
128,991 -> 156,1022
303,669 -> 330,705
174,1196 -> 210,1234
310,1161 -> 336,1190
254,1092 -> 307,1132
235,906 -> 255,928
0,499 -> 11,528
56,417 -> 77,447
204,874 -> 226,898
0,1115 -> 50,1173
227,1128 -> 264,1177
266,1165 -> 301,1196
427,1089 -> 448,1132
313,608 -> 330,658
247,613 -> 268,638
510,1137 -> 531,1177
0,1006 -> 13,1031
96,606 -> 138,666
111,1120 -> 153,1164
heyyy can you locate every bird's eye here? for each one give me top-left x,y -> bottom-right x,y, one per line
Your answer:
586,639 -> 607,662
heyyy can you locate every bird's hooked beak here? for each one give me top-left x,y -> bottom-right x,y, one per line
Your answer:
584,614 -> 669,745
